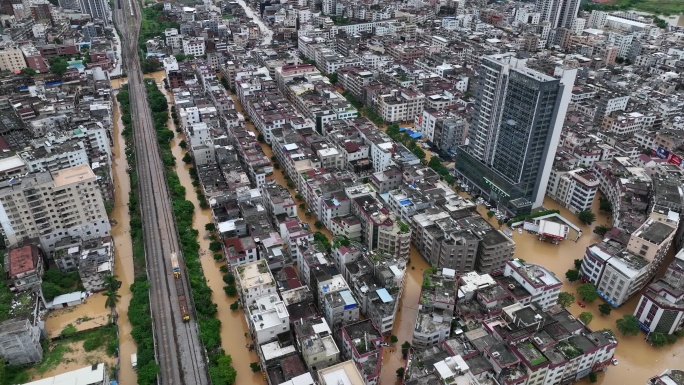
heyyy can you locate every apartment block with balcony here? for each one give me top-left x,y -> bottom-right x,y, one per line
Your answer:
413,269 -> 456,348
546,167 -> 600,213
0,165 -> 111,252
372,88 -> 425,124
503,259 -> 561,310
634,248 -> 684,335
260,184 -> 297,228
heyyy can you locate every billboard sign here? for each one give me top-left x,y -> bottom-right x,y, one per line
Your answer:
656,146 -> 670,159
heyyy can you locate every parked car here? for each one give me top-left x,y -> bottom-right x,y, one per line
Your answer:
611,358 -> 618,365
577,301 -> 586,308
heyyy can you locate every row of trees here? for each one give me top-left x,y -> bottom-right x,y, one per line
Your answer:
142,80 -> 237,384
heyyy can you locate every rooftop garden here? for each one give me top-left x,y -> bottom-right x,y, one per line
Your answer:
557,340 -> 583,359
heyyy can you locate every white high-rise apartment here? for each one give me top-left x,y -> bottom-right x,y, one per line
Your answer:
0,164 -> 111,252
536,0 -> 581,29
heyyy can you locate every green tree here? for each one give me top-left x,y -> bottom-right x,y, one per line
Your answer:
557,292 -> 575,308
179,140 -> 187,149
41,281 -> 63,302
616,314 -> 640,335
222,274 -> 235,285
141,57 -> 161,73
565,269 -> 580,282
589,372 -> 598,383
104,275 -> 119,292
209,354 -> 237,384
299,203 -> 306,211
328,72 -> 338,84
224,285 -> 237,297
412,147 -> 426,159
205,223 -> 215,231
250,362 -> 261,372
295,193 -> 303,201
598,303 -> 612,316
487,211 -> 495,219
390,335 -> 398,343
650,332 -> 667,347
401,341 -> 411,358
314,220 -> 323,229
593,225 -> 612,236
209,241 -> 222,252
574,259 -> 583,271
579,311 -> 594,325
230,301 -> 239,311
577,283 -> 599,302
396,367 -> 405,378
257,134 -> 265,142
599,196 -> 612,212
104,289 -> 121,309
20,67 -> 37,76
578,209 -> 596,225
49,56 -> 68,76
182,153 -> 193,164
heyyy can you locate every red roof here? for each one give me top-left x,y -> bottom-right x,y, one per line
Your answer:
8,245 -> 39,277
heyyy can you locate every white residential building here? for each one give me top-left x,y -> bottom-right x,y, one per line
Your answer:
235,260 -> 277,306
504,259 -> 562,310
246,294 -> 290,344
0,165 -> 111,252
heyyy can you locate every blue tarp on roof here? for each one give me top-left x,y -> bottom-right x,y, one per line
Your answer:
399,128 -> 406,132
410,132 -> 422,139
376,288 -> 392,303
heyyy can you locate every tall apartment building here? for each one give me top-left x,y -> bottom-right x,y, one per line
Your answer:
78,0 -> 109,24
633,248 -> 684,335
0,42 -> 27,72
455,53 -> 576,215
0,165 -> 111,252
535,0 -> 581,45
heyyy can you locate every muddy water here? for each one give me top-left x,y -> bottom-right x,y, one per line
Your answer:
45,293 -> 109,338
171,76 -> 679,383
148,71 -> 263,385
478,194 -> 682,384
110,83 -> 138,384
379,245 -> 429,385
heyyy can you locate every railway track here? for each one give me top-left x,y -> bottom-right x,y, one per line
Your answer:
113,2 -> 208,385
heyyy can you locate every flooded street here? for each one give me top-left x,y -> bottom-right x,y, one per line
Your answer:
234,0 -> 273,46
163,72 -> 679,384
111,78 -> 138,385
476,193 -> 682,385
149,71 -> 262,385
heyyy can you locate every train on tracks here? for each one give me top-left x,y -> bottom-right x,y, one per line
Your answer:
171,252 -> 190,322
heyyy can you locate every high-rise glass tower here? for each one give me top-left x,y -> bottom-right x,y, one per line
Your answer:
455,54 -> 576,215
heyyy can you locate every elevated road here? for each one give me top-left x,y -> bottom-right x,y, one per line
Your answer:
113,2 -> 208,384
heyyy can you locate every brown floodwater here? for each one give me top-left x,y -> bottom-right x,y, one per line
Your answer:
111,79 -> 138,385
43,77 -> 138,382
150,71 -> 263,385
44,293 -> 109,338
162,73 -> 680,384
380,192 -> 682,385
